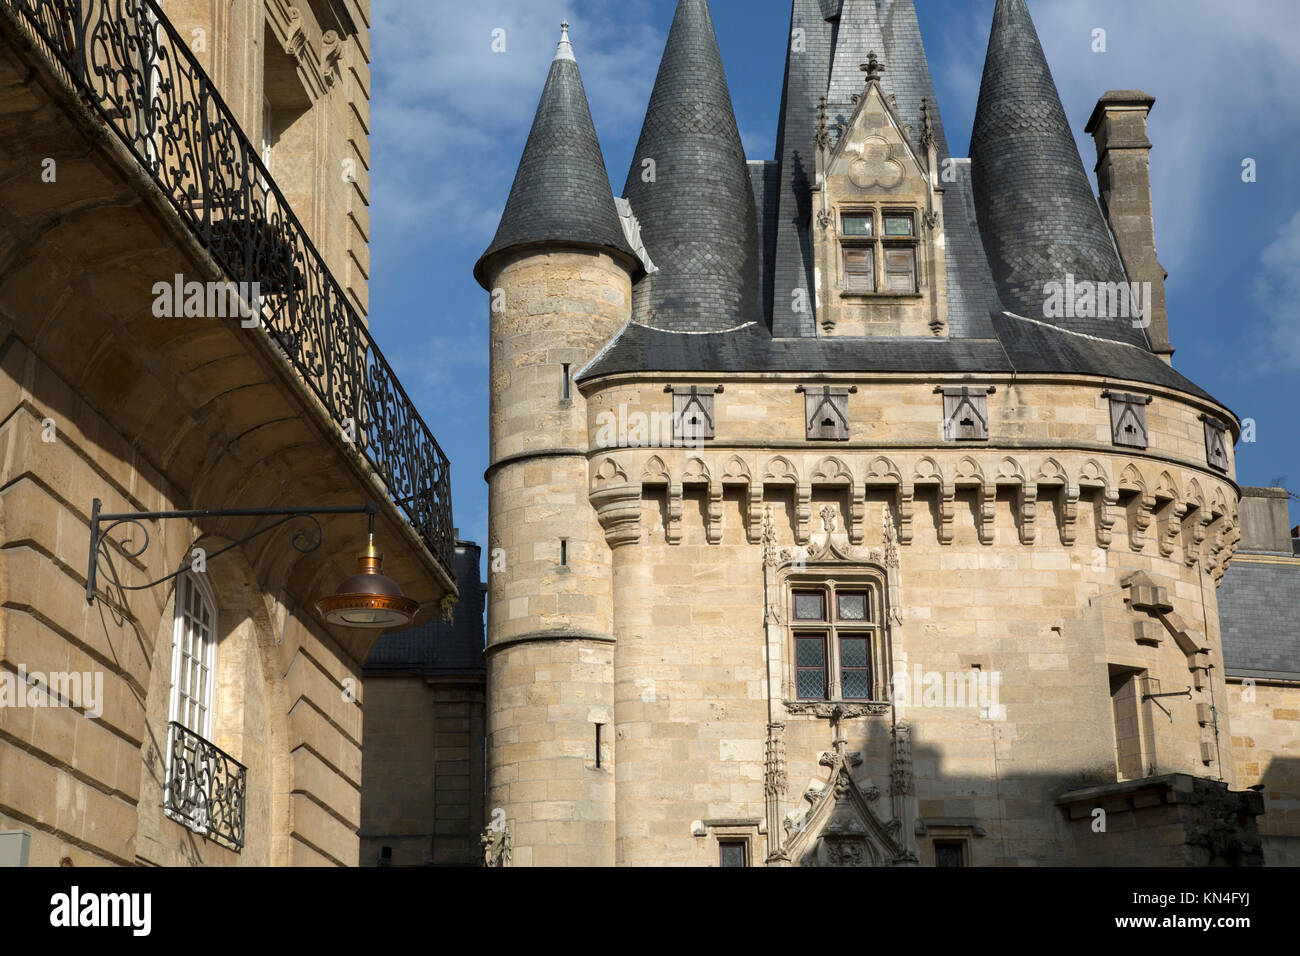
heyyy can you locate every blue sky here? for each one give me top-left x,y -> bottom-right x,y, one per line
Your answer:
369,0 -> 1300,557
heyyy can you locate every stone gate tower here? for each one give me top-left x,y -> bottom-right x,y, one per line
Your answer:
474,24 -> 640,866
475,0 -> 1262,867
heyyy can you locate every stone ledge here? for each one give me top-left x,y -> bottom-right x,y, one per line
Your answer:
1056,773 -> 1265,818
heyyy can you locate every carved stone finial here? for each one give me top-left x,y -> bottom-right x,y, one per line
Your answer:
555,20 -> 575,62
763,504 -> 779,567
882,505 -> 900,569
816,95 -> 830,149
819,505 -> 838,535
860,51 -> 884,83
920,97 -> 935,150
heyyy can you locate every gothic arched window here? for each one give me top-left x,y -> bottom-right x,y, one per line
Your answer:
786,573 -> 886,703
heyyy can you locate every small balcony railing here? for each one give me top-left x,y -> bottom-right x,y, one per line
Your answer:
164,721 -> 247,852
3,0 -> 454,576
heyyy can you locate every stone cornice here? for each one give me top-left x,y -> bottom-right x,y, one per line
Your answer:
484,630 -> 615,657
579,371 -> 1238,432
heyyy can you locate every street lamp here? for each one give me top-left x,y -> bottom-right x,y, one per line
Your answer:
88,500 -> 419,629
314,525 -> 418,628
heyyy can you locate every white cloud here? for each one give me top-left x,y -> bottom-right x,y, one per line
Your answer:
390,332 -> 489,399
370,0 -> 663,249
1252,208 -> 1300,366
1023,0 -> 1300,272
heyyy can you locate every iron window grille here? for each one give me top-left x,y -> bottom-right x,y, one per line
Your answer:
161,572 -> 245,851
163,720 -> 247,852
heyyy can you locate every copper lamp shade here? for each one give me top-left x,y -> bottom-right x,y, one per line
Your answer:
316,539 -> 418,628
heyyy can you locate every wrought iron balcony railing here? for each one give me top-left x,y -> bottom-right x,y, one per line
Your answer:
164,721 -> 247,852
3,0 -> 454,576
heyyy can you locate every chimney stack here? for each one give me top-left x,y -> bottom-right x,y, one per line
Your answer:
1086,91 -> 1173,360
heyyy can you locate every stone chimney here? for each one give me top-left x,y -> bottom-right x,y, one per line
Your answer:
1086,91 -> 1173,360
1237,487 -> 1295,554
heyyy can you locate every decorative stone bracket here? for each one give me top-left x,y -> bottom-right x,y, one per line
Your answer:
1124,571 -> 1217,764
586,452 -> 1236,566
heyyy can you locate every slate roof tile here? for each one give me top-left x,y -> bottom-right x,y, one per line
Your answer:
475,26 -> 634,288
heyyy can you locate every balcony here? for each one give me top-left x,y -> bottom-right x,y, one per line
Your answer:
0,0 -> 454,587
164,721 -> 247,852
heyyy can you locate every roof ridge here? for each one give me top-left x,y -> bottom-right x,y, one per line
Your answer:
997,311 -> 1154,352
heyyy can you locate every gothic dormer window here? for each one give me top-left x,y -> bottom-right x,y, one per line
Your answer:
837,208 -> 919,296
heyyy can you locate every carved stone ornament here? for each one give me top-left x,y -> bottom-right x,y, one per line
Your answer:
815,96 -> 831,150
321,30 -> 343,87
787,701 -> 890,718
920,97 -> 936,152
283,7 -> 307,59
781,732 -> 911,867
891,720 -> 914,798
480,825 -> 511,867
765,722 -> 787,798
819,505 -> 838,534
860,51 -> 885,84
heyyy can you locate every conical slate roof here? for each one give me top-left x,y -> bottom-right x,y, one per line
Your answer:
474,24 -> 634,287
970,0 -> 1149,348
622,0 -> 761,332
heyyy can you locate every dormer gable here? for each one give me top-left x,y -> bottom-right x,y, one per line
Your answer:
824,68 -> 928,192
811,54 -> 948,338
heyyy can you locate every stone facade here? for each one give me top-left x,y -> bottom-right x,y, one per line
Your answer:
1227,681 -> 1300,866
1219,487 -> 1300,866
0,0 -> 454,867
360,540 -> 487,867
476,1 -> 1274,867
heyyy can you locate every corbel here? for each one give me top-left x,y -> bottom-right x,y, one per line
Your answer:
1059,484 -> 1079,548
897,483 -> 915,546
666,482 -> 683,545
1019,484 -> 1037,546
706,482 -> 724,545
848,485 -> 867,545
795,482 -> 812,545
938,483 -> 955,545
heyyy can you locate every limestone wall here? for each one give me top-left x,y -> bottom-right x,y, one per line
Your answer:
0,336 -> 367,866
1227,679 -> 1300,866
483,249 -> 635,865
360,673 -> 485,867
571,373 -> 1241,865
